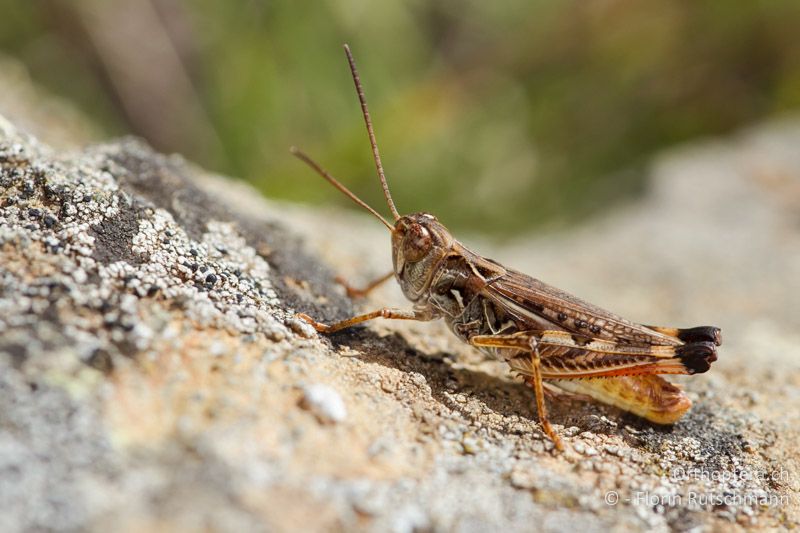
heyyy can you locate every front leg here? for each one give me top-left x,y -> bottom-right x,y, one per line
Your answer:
469,332 -> 564,451
298,307 -> 432,334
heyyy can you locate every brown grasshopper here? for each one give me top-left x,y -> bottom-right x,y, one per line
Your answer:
293,45 -> 721,450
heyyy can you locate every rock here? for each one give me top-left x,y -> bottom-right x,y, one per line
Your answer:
0,103 -> 799,532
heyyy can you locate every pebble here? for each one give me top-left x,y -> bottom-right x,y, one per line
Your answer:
287,317 -> 317,338
301,383 -> 347,423
460,432 -> 483,455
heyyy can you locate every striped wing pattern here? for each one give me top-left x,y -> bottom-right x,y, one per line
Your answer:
488,269 -> 684,346
483,269 -> 720,377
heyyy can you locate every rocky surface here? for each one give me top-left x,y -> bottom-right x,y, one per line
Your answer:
0,106 -> 798,533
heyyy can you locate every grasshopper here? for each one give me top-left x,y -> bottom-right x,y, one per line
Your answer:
293,45 -> 721,450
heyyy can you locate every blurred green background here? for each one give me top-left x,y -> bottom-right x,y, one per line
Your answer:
1,0 -> 799,235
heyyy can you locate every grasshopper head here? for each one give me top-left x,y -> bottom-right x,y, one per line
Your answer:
294,46 -> 453,304
392,213 -> 453,301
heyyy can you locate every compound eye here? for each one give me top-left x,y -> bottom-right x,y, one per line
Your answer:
403,224 -> 432,262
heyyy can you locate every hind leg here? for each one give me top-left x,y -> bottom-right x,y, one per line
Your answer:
469,333 -> 564,450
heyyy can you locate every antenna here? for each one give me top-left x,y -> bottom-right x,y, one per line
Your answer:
343,44 -> 401,221
290,147 -> 394,231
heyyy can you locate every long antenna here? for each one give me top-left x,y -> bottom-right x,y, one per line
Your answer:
343,44 -> 401,221
290,147 -> 394,231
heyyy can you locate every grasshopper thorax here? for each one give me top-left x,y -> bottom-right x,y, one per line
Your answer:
392,213 -> 454,302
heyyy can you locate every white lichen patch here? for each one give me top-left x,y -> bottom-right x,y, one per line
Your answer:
0,121 -> 299,381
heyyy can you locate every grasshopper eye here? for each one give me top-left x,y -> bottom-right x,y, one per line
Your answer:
403,224 -> 432,262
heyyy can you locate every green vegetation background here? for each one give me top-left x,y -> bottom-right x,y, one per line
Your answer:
1,0 -> 799,235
